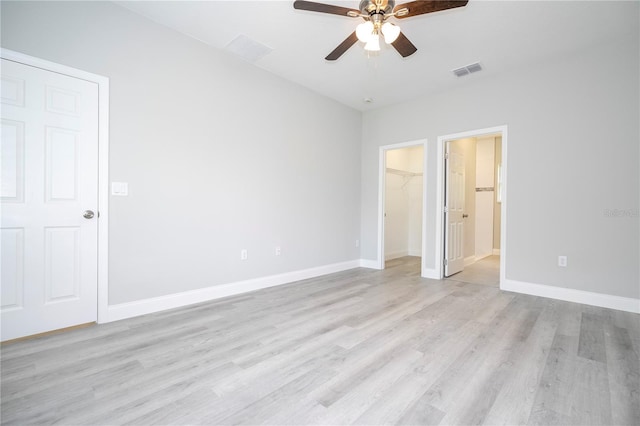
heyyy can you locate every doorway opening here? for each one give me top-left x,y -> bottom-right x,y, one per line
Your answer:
377,140 -> 427,276
436,126 -> 507,287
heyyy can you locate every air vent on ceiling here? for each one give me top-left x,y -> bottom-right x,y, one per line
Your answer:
452,62 -> 483,77
225,35 -> 273,64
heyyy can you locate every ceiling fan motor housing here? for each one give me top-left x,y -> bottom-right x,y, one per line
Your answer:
293,0 -> 469,60
360,0 -> 395,16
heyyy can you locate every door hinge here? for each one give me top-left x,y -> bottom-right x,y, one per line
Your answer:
445,152 -> 449,160
444,259 -> 448,266
443,206 -> 449,213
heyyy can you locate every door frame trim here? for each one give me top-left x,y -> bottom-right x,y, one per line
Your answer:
1,48 -> 110,323
376,139 -> 428,276
436,125 -> 508,286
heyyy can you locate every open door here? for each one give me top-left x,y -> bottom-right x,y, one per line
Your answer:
444,141 -> 465,276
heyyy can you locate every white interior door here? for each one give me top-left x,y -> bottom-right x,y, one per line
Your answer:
1,58 -> 99,341
444,141 -> 465,277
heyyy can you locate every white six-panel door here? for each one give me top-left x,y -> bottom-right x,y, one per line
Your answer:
1,58 -> 99,341
444,141 -> 465,277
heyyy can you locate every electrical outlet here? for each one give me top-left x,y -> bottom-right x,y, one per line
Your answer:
241,249 -> 248,261
355,239 -> 360,248
275,246 -> 281,256
558,255 -> 567,267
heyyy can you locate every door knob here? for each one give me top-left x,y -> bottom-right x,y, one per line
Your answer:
83,210 -> 95,219
462,214 -> 468,218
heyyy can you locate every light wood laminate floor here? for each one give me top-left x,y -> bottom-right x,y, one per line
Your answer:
445,255 -> 501,287
2,257 -> 639,425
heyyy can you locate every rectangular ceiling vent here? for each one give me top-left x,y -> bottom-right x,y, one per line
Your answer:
225,35 -> 273,64
453,62 -> 483,77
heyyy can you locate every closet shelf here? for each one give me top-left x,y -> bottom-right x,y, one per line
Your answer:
386,167 -> 423,178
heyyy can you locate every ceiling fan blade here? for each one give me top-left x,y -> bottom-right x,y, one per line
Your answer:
325,32 -> 359,61
393,0 -> 468,19
391,32 -> 418,57
294,0 -> 360,17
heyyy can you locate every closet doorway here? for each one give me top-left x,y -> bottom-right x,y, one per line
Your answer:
377,140 -> 427,275
436,125 -> 508,288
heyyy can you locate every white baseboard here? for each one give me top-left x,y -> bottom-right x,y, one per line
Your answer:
422,268 -> 440,280
501,279 -> 640,314
105,261 -> 639,324
464,256 -> 477,267
359,259 -> 381,269
408,249 -> 422,257
475,252 -> 492,262
385,250 -> 408,260
106,260 -> 361,323
493,249 -> 501,255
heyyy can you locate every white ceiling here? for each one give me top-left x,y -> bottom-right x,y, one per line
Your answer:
116,0 -> 637,111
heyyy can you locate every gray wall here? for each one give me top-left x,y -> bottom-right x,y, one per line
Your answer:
3,1 -> 638,305
360,35 -> 639,299
1,1 -> 363,304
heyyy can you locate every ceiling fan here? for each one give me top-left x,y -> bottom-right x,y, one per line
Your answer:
293,0 -> 469,60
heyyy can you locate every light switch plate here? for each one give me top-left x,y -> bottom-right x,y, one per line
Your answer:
111,182 -> 129,196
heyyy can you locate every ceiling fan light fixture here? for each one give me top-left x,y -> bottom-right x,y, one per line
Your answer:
356,21 -> 374,42
381,22 -> 400,44
293,0 -> 469,61
364,33 -> 380,51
